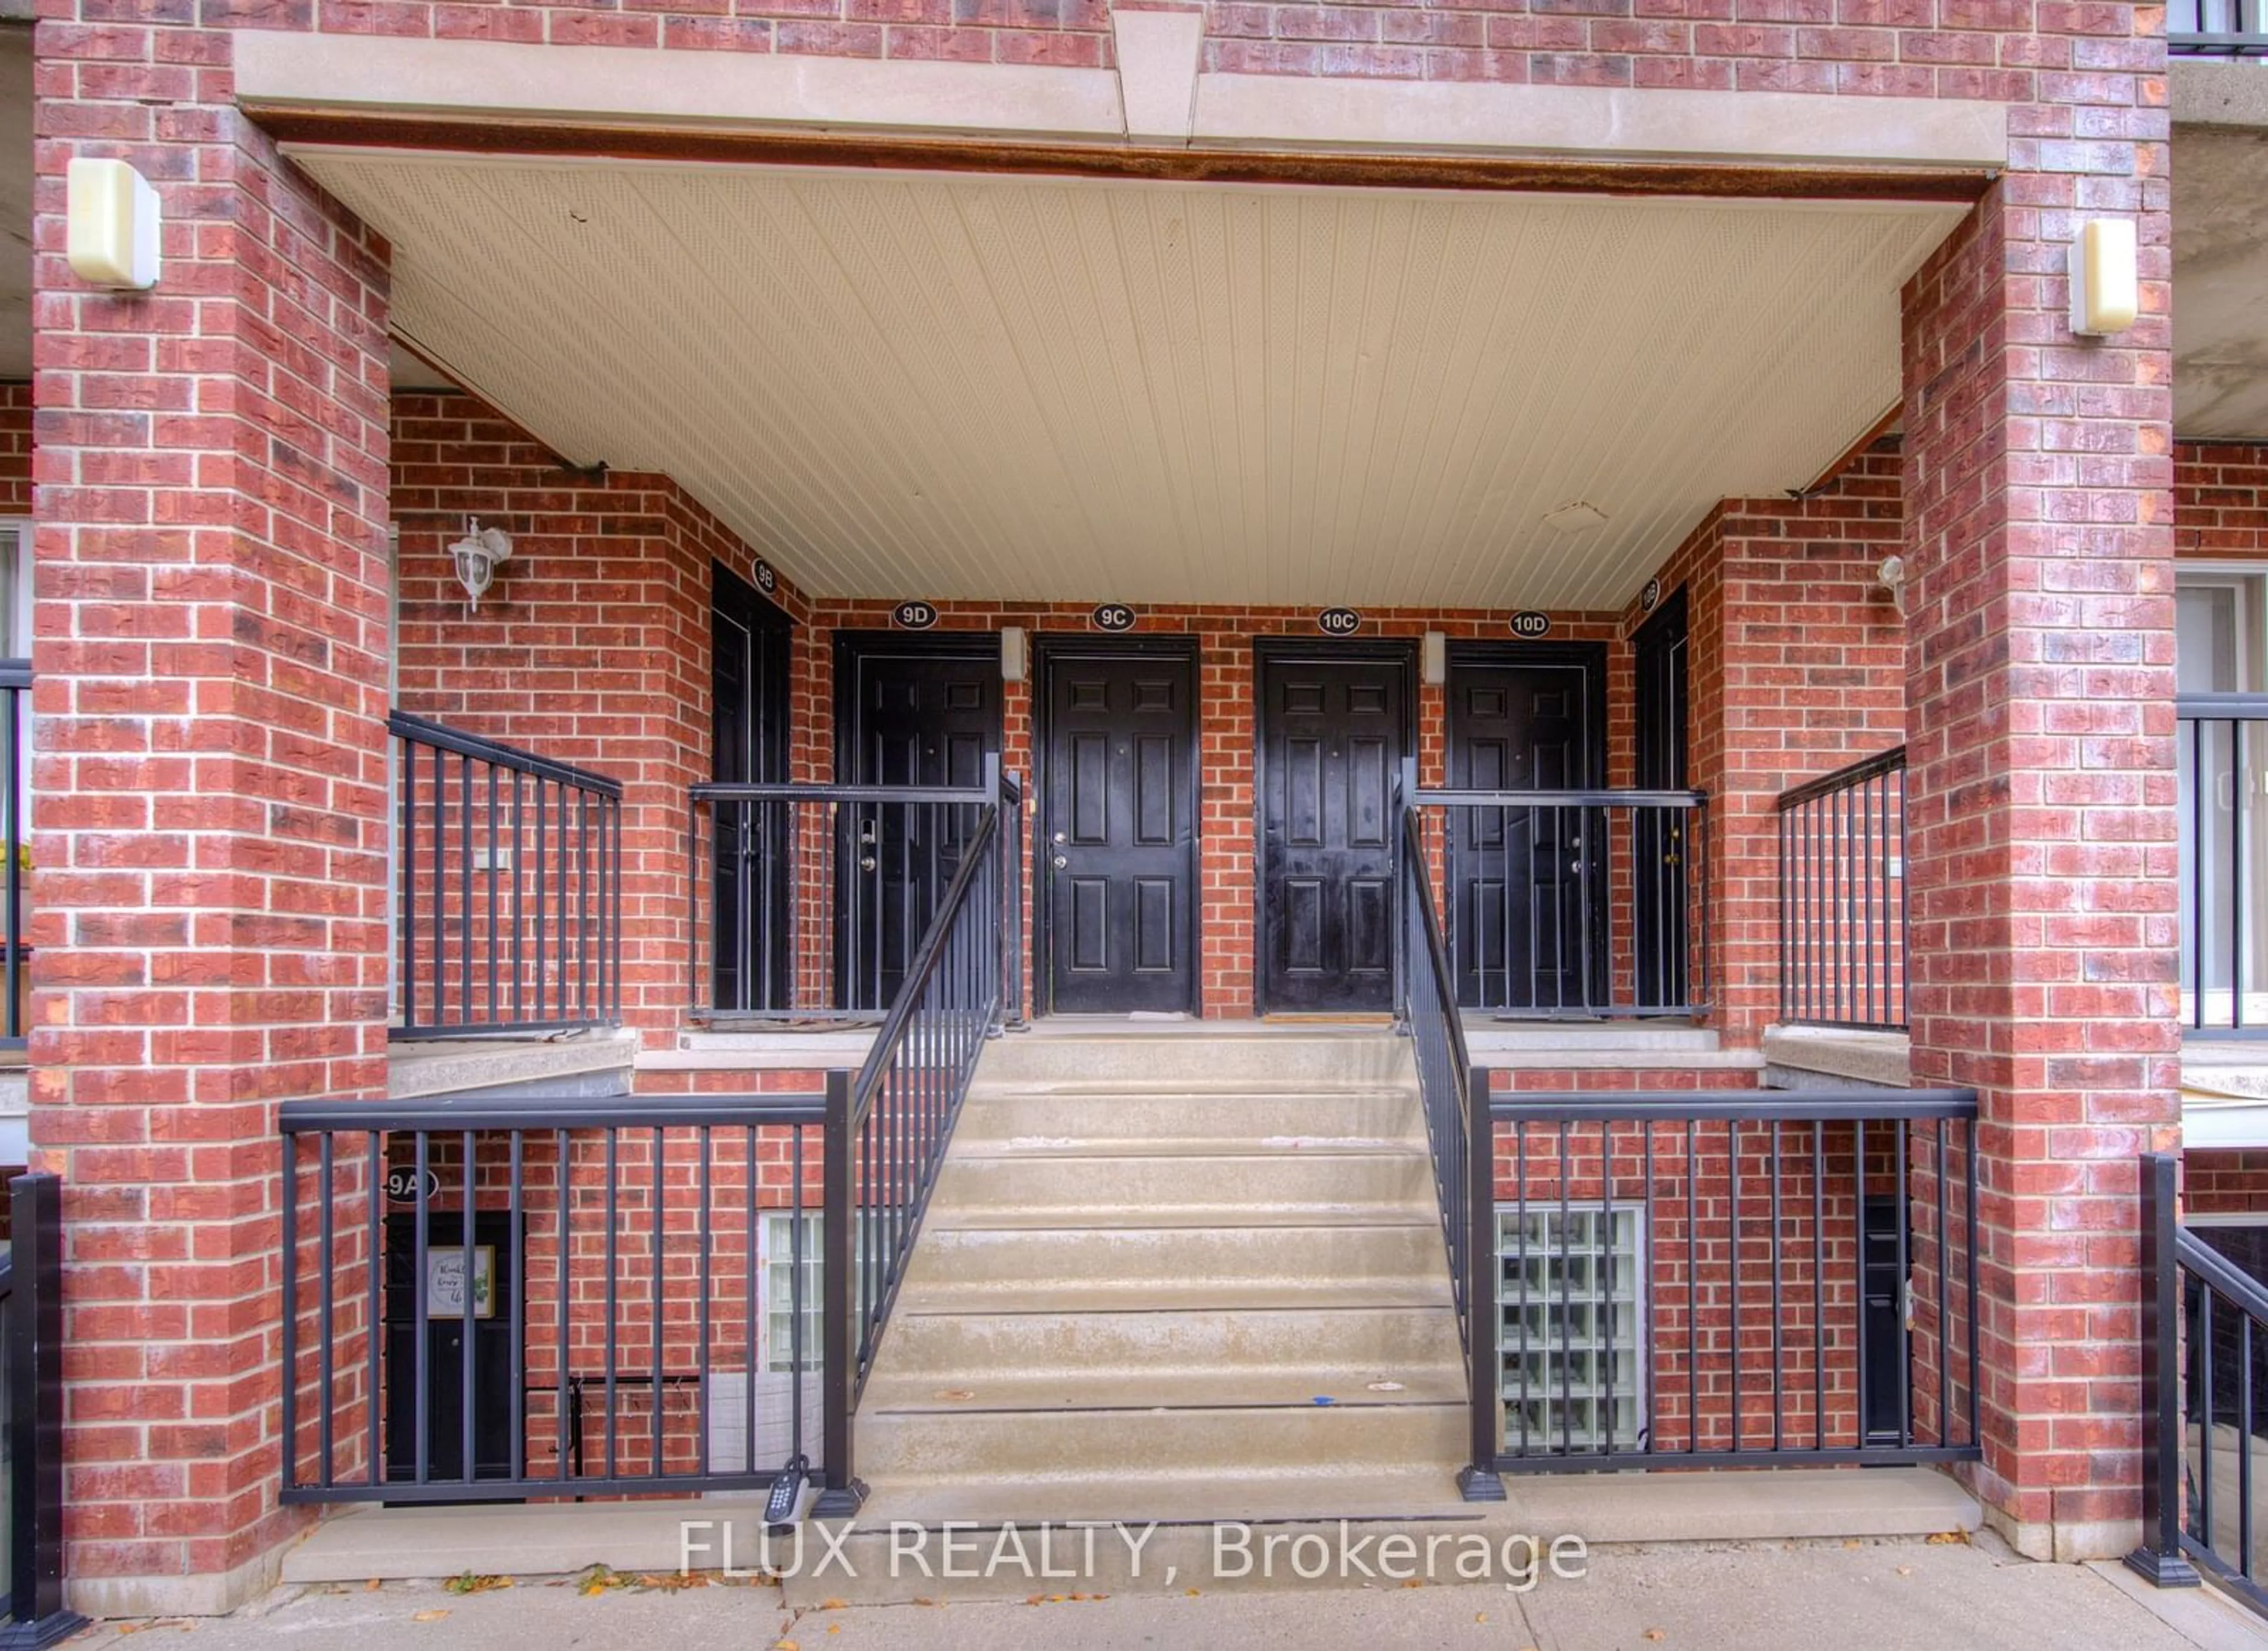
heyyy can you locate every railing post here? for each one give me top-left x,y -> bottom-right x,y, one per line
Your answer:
2126,1150 -> 2201,1587
4,1173 -> 84,1647
1459,1069 -> 1506,1503
1393,756 -> 1418,1036
813,1070 -> 868,1519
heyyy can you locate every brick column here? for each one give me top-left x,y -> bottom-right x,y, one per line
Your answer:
33,28 -> 391,1613
1899,135 -> 2177,1558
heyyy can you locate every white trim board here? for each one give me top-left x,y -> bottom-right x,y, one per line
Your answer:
235,34 -> 2011,172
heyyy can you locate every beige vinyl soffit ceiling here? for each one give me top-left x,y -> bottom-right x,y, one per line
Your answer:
293,149 -> 1960,610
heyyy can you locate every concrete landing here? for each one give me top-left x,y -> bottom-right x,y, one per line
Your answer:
275,1467 -> 1983,1604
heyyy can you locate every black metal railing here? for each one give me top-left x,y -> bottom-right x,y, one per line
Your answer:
689,770 -> 1024,1029
2129,1151 -> 2268,1610
1408,782 -> 1710,1020
1,1174 -> 84,1645
392,712 -> 624,1040
2173,0 -> 2268,53
816,763 -> 1006,1516
281,1092 -> 826,1503
1,661 -> 28,1051
1394,799 -> 1502,1500
1461,1084 -> 1979,1483
2181,697 -> 2268,1037
1778,746 -> 1907,1032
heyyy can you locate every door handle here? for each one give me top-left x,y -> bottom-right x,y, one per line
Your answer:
860,856 -> 878,872
1052,855 -> 1068,869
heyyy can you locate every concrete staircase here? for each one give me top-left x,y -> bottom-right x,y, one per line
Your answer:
855,1029 -> 1469,1523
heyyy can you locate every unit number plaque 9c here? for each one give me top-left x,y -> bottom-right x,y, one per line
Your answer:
1091,603 -> 1136,632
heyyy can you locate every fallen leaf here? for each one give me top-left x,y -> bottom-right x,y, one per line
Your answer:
775,1642 -> 799,1651
828,1629 -> 841,1637
1896,1565 -> 1914,1577
1925,1530 -> 1970,1546
1843,1539 -> 1862,1550
363,1580 -> 383,1593
1476,1613 -> 1489,1624
1185,1588 -> 1201,1597
444,1573 -> 510,1595
1644,1632 -> 1665,1643
412,1611 -> 449,1624
1025,1594 -> 1046,1607
820,1598 -> 848,1611
913,1598 -> 941,1607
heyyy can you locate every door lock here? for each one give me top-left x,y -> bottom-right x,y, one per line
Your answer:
1052,855 -> 1068,869
860,856 -> 878,872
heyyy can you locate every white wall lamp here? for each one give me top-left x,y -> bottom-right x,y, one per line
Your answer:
448,518 -> 513,609
66,158 -> 161,291
1001,626 -> 1028,683
1422,631 -> 1448,686
1875,554 -> 1909,616
2068,218 -> 2139,338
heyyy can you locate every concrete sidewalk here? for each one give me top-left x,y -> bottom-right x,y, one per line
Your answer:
56,1533 -> 2268,1651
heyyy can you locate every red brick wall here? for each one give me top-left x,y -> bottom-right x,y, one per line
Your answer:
1627,441 -> 1908,1043
2176,442 -> 2268,561
1899,154 -> 2177,1558
391,392 -> 803,1046
0,384 -> 30,517
32,110 -> 395,1599
2186,1150 -> 2268,1218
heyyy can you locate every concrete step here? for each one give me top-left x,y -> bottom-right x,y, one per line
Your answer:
861,1364 -> 1469,1413
898,1222 -> 1452,1296
924,1201 -> 1438,1231
976,1035 -> 1412,1087
931,1148 -> 1434,1213
874,1304 -> 1465,1381
854,1398 -> 1468,1480
955,1086 -> 1424,1148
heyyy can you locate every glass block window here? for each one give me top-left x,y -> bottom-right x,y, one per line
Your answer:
1498,1203 -> 1647,1454
760,1210 -> 825,1373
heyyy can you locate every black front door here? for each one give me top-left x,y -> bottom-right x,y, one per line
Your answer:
712,564 -> 793,1014
1445,645 -> 1608,1013
1634,589 -> 1692,1011
1040,643 -> 1198,1014
836,634 -> 1001,1011
1256,645 -> 1410,1014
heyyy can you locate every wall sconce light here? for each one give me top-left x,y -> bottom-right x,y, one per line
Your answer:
1001,626 -> 1028,683
1422,631 -> 1447,686
1875,554 -> 1909,616
448,518 -> 513,608
2068,218 -> 2139,337
67,158 -> 161,291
